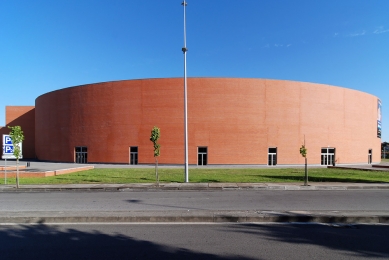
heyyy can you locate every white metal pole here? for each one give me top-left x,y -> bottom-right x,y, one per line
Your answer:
182,1 -> 189,182
4,158 -> 6,185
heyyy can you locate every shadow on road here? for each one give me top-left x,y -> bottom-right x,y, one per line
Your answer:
125,199 -> 206,211
226,223 -> 389,258
0,223 -> 253,260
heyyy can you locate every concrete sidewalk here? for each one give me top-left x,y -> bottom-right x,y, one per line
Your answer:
1,182 -> 389,192
1,160 -> 389,171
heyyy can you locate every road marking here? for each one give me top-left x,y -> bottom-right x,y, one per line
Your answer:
1,222 -> 389,226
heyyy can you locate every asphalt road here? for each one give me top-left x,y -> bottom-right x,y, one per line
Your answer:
1,190 -> 389,212
0,223 -> 388,259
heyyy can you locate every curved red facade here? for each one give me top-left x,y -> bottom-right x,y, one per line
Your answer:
34,78 -> 381,165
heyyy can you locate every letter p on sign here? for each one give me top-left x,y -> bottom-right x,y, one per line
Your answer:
5,146 -> 13,154
5,136 -> 12,145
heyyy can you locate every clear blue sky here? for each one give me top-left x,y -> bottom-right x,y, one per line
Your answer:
1,0 -> 388,141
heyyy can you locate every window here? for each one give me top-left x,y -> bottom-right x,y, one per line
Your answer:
268,147 -> 277,166
321,148 -> 335,166
75,146 -> 87,164
368,149 -> 372,164
130,146 -> 138,165
198,147 -> 207,166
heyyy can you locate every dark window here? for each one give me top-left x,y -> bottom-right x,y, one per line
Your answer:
268,148 -> 277,153
321,155 -> 327,165
198,147 -> 207,153
202,155 -> 207,165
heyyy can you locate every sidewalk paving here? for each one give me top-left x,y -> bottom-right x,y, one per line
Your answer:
2,182 -> 389,192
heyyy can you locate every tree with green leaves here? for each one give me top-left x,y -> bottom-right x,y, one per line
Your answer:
150,126 -> 161,186
299,141 -> 308,186
8,126 -> 24,188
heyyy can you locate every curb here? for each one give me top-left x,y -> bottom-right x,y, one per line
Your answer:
0,211 -> 388,224
1,183 -> 389,192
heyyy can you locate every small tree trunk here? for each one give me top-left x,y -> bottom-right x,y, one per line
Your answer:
155,158 -> 159,187
16,159 -> 19,189
304,157 -> 308,186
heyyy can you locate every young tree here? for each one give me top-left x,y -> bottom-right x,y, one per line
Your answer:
8,126 -> 24,188
299,142 -> 308,186
150,126 -> 161,186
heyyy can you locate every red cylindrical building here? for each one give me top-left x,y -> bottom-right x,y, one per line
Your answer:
34,78 -> 381,165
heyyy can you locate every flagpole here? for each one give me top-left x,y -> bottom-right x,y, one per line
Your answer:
181,1 -> 189,182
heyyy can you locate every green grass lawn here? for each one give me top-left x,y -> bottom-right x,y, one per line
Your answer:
2,167 -> 389,185
381,158 -> 389,163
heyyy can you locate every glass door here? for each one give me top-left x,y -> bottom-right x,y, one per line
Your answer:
75,146 -> 88,164
198,147 -> 208,166
130,146 -> 138,165
268,148 -> 277,166
321,148 -> 335,166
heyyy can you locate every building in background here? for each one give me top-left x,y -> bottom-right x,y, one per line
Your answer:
1,78 -> 382,165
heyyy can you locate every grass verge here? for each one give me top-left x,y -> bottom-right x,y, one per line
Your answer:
1,167 -> 389,185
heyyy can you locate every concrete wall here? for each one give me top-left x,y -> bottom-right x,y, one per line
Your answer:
34,78 -> 381,164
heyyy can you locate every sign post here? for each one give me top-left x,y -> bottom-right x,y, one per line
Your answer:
4,158 -> 6,185
2,134 -> 23,185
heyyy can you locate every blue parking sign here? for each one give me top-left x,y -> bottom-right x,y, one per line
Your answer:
4,136 -> 13,145
4,145 -> 14,154
3,134 -> 14,156
2,134 -> 22,159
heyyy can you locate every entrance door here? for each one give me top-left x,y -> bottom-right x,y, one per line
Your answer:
130,146 -> 138,165
368,149 -> 372,164
75,146 -> 88,164
198,147 -> 208,166
321,148 -> 335,166
268,147 -> 277,166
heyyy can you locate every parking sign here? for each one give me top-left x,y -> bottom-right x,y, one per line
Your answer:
2,134 -> 22,159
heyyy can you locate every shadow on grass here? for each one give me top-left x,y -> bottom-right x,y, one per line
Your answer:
261,175 -> 389,183
140,177 -> 152,181
0,224 -> 253,260
198,179 -> 220,183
